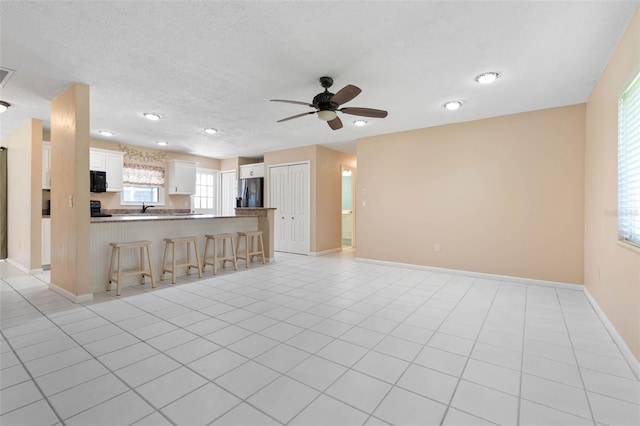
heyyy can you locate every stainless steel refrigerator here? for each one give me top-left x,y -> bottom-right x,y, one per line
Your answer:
238,177 -> 263,207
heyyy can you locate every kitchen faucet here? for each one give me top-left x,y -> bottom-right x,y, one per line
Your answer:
142,202 -> 154,213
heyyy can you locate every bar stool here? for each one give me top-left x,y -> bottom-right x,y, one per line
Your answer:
236,231 -> 265,268
107,240 -> 155,296
161,236 -> 202,284
203,233 -> 238,274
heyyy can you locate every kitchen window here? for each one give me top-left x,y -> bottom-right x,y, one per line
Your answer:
618,71 -> 640,247
121,185 -> 164,205
193,168 -> 219,213
121,163 -> 166,206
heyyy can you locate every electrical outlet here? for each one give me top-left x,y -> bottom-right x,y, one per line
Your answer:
362,200 -> 367,207
434,243 -> 440,253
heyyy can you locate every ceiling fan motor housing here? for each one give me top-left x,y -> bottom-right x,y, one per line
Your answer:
313,91 -> 338,111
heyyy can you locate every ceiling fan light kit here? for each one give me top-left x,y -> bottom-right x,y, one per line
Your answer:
271,76 -> 388,130
0,100 -> 10,113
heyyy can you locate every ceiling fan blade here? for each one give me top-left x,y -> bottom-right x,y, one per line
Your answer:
277,111 -> 316,122
340,107 -> 388,118
271,99 -> 315,108
329,85 -> 361,106
328,116 -> 343,130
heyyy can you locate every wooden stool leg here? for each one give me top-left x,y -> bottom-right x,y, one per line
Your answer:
161,241 -> 169,281
243,235 -> 249,268
146,244 -> 156,288
259,234 -> 266,264
116,247 -> 123,296
213,238 -> 219,275
186,241 -> 192,276
139,246 -> 145,284
194,241 -> 202,278
107,245 -> 116,291
171,242 -> 177,284
231,237 -> 238,271
203,237 -> 210,272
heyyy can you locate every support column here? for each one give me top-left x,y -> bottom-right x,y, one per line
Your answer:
50,83 -> 92,302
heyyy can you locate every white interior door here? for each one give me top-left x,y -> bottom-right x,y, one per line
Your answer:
220,170 -> 236,216
269,163 -> 309,255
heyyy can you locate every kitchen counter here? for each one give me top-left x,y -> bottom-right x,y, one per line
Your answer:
90,213 -> 238,223
89,213 -> 273,293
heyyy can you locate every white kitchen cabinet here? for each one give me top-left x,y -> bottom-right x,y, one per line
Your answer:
104,151 -> 124,192
42,218 -> 51,266
239,162 -> 264,179
90,149 -> 106,171
42,141 -> 51,189
167,159 -> 197,194
90,148 -> 124,192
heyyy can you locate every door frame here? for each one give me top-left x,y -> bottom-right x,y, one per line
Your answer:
341,164 -> 355,249
267,161 -> 311,255
220,169 -> 237,216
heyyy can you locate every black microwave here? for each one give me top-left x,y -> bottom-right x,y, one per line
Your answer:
90,170 -> 107,192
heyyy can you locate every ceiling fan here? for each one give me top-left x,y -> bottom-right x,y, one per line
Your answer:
271,76 -> 388,130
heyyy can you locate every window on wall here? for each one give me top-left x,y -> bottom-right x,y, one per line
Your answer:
121,163 -> 166,205
193,168 -> 219,213
618,72 -> 640,247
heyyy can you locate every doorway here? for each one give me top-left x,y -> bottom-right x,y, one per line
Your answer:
341,166 -> 354,249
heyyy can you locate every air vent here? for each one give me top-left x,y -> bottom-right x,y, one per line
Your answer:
0,67 -> 15,87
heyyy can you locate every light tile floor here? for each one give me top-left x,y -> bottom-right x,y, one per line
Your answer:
1,252 -> 639,425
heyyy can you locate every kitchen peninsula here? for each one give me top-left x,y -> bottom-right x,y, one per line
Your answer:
89,208 -> 275,294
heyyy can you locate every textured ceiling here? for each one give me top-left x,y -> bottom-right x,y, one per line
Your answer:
0,1 -> 637,158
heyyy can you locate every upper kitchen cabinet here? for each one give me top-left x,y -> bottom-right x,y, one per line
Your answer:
167,159 -> 196,194
42,141 -> 51,189
90,147 -> 124,192
239,162 -> 264,179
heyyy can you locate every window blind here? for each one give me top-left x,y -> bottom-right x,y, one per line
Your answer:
618,72 -> 640,247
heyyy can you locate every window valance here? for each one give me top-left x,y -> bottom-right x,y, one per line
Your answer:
123,163 -> 165,186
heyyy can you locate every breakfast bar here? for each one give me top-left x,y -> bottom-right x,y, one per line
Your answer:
89,208 -> 275,294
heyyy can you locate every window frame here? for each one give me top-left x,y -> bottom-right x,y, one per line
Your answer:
618,71 -> 640,248
120,184 -> 166,206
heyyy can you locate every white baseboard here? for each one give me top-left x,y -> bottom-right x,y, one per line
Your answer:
355,257 -> 581,290
356,256 -> 639,379
5,258 -> 30,274
583,287 -> 640,380
48,282 -> 93,304
311,248 -> 342,257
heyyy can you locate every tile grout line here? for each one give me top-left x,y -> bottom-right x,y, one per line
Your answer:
555,289 -> 597,426
0,328 -> 65,425
516,280 -> 529,426
435,279 -> 502,426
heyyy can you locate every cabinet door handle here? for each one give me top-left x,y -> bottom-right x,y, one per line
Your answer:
291,217 -> 294,220
175,186 -> 178,192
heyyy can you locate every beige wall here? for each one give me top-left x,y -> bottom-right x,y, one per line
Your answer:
585,7 -> 640,359
3,119 -> 43,271
264,144 -> 356,254
89,139 -> 222,211
356,104 -> 585,284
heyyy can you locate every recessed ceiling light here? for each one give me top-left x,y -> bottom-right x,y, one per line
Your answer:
353,120 -> 367,127
98,130 -> 114,137
475,72 -> 500,84
204,128 -> 217,134
443,101 -> 463,110
0,100 -> 10,113
155,141 -> 168,146
143,112 -> 161,121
